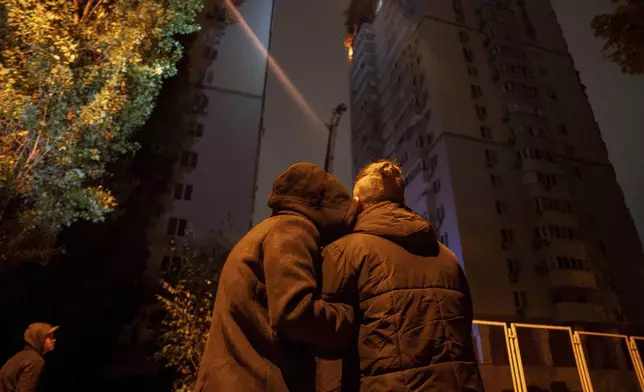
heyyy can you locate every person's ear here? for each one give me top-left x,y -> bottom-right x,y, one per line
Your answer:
354,197 -> 363,215
343,197 -> 361,227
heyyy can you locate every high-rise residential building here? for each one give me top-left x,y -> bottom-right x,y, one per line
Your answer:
344,0 -> 644,327
146,0 -> 274,277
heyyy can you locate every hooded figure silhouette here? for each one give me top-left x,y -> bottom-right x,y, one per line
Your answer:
194,163 -> 359,392
0,323 -> 58,392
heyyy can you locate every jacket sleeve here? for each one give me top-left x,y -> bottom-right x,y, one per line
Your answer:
263,217 -> 355,351
17,360 -> 44,392
320,242 -> 359,306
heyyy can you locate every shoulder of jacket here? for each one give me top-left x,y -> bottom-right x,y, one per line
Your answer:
266,214 -> 319,237
19,351 -> 44,368
325,232 -> 373,256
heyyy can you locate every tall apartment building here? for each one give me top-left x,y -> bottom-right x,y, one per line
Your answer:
345,0 -> 644,327
146,0 -> 274,276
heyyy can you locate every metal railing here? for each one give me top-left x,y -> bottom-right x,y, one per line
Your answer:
473,320 -> 644,392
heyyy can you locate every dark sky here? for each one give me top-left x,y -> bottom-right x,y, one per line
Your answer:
551,0 -> 644,243
254,0 -> 644,244
253,0 -> 352,223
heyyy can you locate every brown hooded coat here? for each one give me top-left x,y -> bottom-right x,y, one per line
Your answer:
0,323 -> 54,392
194,163 -> 357,392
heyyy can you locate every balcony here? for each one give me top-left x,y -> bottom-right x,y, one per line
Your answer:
548,269 -> 598,290
555,302 -> 606,323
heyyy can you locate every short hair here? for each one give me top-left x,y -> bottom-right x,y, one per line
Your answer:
353,159 -> 405,206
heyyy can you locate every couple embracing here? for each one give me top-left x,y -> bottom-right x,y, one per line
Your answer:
195,160 -> 483,392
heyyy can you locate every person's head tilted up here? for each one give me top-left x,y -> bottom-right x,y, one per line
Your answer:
353,159 -> 405,207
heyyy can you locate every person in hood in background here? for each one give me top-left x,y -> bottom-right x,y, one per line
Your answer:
194,162 -> 359,392
0,323 -> 58,392
320,160 -> 484,392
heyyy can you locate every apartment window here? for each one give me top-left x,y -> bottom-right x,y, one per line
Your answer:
598,241 -> 607,256
556,256 -> 588,270
203,46 -> 218,61
459,31 -> 470,43
167,217 -> 188,236
501,228 -> 514,244
161,255 -> 182,275
161,255 -> 170,271
480,126 -> 492,139
455,10 -> 465,24
476,105 -> 487,120
430,154 -> 438,170
471,84 -> 483,99
485,149 -> 497,165
467,66 -> 479,77
176,184 -> 194,200
463,48 -> 474,63
564,144 -> 574,157
440,232 -> 449,247
427,131 -> 434,145
177,219 -> 187,236
180,151 -> 199,168
573,166 -> 582,179
437,205 -> 445,221
187,122 -> 204,137
495,200 -> 506,214
513,291 -> 528,309
205,70 -> 214,84
193,93 -> 209,112
173,183 -> 184,200
194,123 -> 204,137
433,179 -> 441,194
490,173 -> 501,187
507,259 -> 520,282
400,151 -> 409,165
415,135 -> 424,147
167,217 -> 177,235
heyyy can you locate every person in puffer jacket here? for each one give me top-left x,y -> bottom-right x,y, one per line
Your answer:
194,162 -> 359,392
320,159 -> 484,392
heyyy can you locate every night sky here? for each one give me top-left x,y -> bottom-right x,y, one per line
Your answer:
254,0 -> 644,244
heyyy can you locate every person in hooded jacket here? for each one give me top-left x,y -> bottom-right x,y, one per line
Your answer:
320,160 -> 484,392
0,323 -> 58,392
194,162 -> 359,392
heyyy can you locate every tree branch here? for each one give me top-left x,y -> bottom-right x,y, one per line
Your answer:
80,0 -> 95,24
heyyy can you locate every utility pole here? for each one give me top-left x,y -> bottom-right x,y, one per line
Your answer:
324,103 -> 348,173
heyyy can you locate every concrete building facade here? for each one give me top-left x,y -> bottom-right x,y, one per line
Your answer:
345,0 -> 644,327
147,0 -> 274,275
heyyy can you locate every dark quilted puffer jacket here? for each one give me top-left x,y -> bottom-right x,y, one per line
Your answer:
321,201 -> 484,392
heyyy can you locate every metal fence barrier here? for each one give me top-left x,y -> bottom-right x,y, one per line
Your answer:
473,321 -> 644,392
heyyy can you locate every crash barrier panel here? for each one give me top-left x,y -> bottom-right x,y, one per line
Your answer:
473,321 -> 644,392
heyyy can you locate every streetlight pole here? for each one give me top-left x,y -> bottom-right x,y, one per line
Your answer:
324,103 -> 348,173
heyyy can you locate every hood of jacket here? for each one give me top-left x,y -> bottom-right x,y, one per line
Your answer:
268,163 -> 357,243
354,201 -> 439,255
24,323 -> 57,354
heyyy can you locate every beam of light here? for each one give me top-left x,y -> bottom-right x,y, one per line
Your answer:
223,0 -> 326,132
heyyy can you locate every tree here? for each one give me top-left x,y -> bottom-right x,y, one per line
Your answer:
154,231 -> 232,392
0,0 -> 202,264
591,0 -> 644,75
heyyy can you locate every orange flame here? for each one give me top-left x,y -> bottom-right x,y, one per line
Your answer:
344,25 -> 358,63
